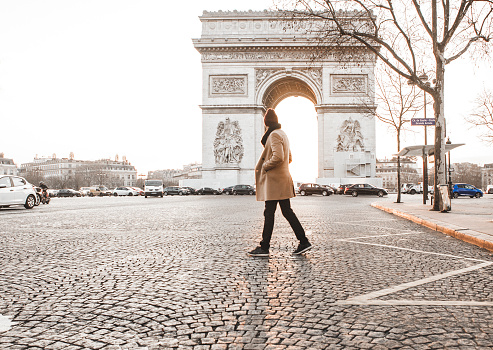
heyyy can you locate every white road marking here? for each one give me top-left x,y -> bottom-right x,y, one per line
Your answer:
331,218 -> 398,223
337,239 -> 490,263
335,233 -> 493,306
337,262 -> 493,305
331,222 -> 400,229
336,300 -> 493,306
0,315 -> 14,332
341,232 -> 421,241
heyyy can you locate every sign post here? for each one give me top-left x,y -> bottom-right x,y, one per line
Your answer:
411,118 -> 436,126
411,115 -> 435,204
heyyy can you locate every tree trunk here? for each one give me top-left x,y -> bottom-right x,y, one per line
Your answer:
432,52 -> 447,211
396,129 -> 402,203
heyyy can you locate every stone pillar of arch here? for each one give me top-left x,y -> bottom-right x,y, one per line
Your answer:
191,10 -> 380,188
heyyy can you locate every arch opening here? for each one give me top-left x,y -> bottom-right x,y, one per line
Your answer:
275,97 -> 318,183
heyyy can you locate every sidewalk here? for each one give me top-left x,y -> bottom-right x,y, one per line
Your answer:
372,194 -> 493,252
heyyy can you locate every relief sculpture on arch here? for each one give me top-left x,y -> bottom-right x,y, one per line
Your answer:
213,118 -> 244,165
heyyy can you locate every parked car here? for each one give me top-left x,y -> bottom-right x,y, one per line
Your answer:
57,189 -> 81,197
88,186 -> 111,197
401,183 -> 422,195
335,184 -> 353,195
196,187 -> 220,195
131,187 -> 144,196
79,187 -> 92,196
145,179 -> 164,198
181,186 -> 197,195
298,183 -> 333,196
164,186 -> 190,196
220,186 -> 235,195
113,187 -> 139,196
344,184 -> 388,197
232,185 -> 255,195
47,189 -> 59,197
486,185 -> 493,194
452,183 -> 483,198
0,175 -> 37,209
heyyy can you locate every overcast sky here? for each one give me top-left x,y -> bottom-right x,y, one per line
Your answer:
0,0 -> 491,183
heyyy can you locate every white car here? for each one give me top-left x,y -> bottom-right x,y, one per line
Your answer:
0,175 -> 37,209
79,187 -> 91,196
113,186 -> 140,196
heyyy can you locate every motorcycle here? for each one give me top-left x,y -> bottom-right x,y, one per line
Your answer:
35,186 -> 51,204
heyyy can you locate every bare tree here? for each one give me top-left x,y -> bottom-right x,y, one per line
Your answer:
24,168 -> 45,187
466,89 -> 493,144
371,63 -> 422,202
73,163 -> 112,188
135,178 -> 145,189
452,162 -> 482,187
277,0 -> 493,211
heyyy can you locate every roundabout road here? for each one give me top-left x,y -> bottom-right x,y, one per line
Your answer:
1,195 -> 493,349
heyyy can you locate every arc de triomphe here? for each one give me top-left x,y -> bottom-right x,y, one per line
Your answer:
191,10 -> 379,188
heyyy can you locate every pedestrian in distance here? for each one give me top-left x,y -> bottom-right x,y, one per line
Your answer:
248,108 -> 312,257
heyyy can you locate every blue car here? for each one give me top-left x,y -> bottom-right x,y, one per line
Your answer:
452,183 -> 483,198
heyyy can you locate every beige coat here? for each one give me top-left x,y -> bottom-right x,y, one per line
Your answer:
255,129 -> 296,201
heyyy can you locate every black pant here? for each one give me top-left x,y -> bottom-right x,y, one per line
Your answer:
260,199 -> 308,250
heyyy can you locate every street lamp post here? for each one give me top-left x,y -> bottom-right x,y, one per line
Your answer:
419,73 -> 430,205
446,137 -> 452,195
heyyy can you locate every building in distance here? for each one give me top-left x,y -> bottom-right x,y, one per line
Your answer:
376,157 -> 420,192
482,163 -> 493,192
0,153 -> 18,176
148,163 -> 202,187
18,154 -> 137,189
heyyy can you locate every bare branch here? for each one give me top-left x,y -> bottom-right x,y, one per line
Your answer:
466,89 -> 493,144
412,0 -> 433,37
446,35 -> 482,63
442,0 -> 472,47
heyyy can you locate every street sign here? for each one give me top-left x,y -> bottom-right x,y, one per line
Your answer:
411,118 -> 436,126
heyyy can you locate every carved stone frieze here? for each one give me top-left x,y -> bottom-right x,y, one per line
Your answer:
332,75 -> 367,94
210,75 -> 247,95
336,118 -> 365,152
255,69 -> 281,89
200,50 -> 374,63
214,118 -> 244,164
299,68 -> 323,91
202,51 -> 318,62
255,67 -> 322,91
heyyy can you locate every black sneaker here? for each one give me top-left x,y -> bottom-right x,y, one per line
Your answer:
248,246 -> 269,257
293,242 -> 312,255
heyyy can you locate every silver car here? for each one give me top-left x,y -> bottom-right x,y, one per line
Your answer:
0,175 -> 37,209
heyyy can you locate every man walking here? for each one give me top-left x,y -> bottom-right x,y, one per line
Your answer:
248,108 -> 312,257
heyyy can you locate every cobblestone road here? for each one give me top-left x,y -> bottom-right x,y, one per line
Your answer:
1,195 -> 493,349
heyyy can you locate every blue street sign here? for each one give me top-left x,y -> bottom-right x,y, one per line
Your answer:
411,118 -> 436,126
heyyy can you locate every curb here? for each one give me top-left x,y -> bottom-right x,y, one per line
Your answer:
371,203 -> 493,252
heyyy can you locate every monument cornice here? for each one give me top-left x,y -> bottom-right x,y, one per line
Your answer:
196,46 -> 375,63
195,9 -> 377,46
316,104 -> 377,113
200,105 -> 266,114
193,39 -> 372,50
199,9 -> 373,20
193,41 -> 357,50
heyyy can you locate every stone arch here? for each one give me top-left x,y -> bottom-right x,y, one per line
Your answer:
255,71 -> 322,109
192,10 -> 378,188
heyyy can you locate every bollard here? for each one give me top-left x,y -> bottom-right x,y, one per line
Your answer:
439,185 -> 451,212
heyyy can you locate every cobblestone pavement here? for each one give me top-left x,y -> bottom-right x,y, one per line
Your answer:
1,195 -> 493,349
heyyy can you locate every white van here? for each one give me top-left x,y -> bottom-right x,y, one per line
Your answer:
144,179 -> 164,198
486,185 -> 493,194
